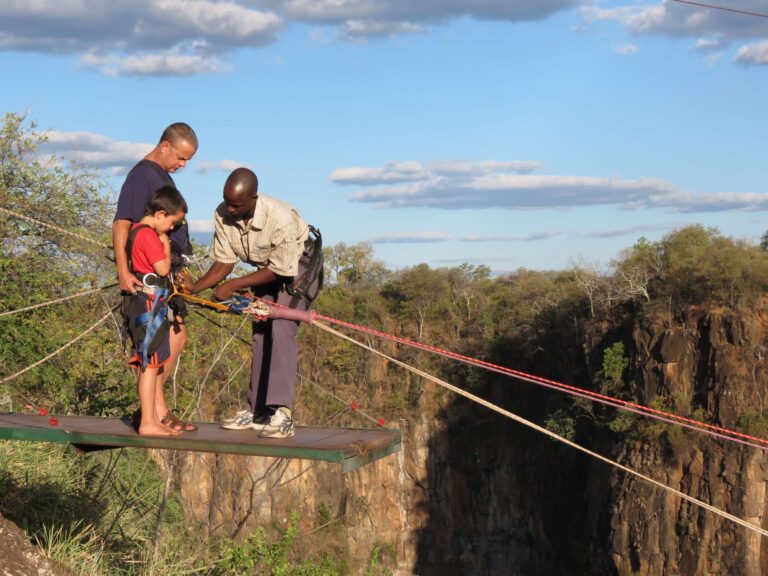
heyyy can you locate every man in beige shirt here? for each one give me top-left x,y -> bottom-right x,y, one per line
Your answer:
181,167 -> 314,438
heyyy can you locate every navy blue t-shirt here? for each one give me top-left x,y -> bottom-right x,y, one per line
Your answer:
114,159 -> 190,254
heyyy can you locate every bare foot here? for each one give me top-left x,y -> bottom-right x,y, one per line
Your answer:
138,423 -> 182,436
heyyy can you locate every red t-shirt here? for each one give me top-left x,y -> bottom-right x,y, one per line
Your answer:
130,224 -> 167,275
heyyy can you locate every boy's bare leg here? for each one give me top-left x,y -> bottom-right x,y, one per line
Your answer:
155,320 -> 187,421
138,367 -> 181,436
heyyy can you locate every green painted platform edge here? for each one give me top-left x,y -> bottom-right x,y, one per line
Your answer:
342,433 -> 402,473
0,425 -> 402,473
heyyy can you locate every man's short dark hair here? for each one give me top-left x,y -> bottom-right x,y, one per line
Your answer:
145,185 -> 188,216
159,123 -> 198,149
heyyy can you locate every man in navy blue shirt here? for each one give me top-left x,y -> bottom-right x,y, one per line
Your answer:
113,122 -> 197,431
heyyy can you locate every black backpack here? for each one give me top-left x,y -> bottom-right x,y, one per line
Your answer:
286,225 -> 324,308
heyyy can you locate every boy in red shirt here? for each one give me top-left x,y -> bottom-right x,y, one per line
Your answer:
124,186 -> 188,436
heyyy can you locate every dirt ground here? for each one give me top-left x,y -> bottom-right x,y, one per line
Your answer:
0,512 -> 72,576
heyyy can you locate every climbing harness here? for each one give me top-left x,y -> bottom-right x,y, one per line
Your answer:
122,225 -> 173,368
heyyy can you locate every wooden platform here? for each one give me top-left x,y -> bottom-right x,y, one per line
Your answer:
0,413 -> 401,473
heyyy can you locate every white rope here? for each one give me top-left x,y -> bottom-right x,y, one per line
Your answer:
0,284 -> 118,318
0,205 -> 111,249
312,319 -> 768,539
0,305 -> 119,385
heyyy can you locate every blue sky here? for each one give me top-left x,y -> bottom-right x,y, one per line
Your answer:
2,0 -> 768,273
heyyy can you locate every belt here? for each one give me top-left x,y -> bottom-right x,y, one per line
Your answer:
136,272 -> 172,289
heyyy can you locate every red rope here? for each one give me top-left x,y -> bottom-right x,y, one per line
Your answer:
249,295 -> 768,451
312,312 -> 768,451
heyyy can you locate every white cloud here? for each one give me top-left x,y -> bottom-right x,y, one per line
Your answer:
578,223 -> 677,238
649,191 -> 768,212
696,36 -> 722,51
334,158 -> 768,213
463,232 -> 561,242
39,130 -> 153,174
79,49 -> 226,77
276,0 -> 584,24
615,42 -> 638,55
735,39 -> 768,65
703,51 -> 724,66
38,129 -> 236,176
360,224 -> 686,245
196,159 -> 250,174
366,232 -> 454,243
0,0 -> 585,75
0,0 -> 281,76
330,159 -> 540,186
188,219 -> 215,233
341,19 -> 427,42
582,1 -> 768,66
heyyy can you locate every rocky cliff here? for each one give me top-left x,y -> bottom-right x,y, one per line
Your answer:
173,304 -> 768,575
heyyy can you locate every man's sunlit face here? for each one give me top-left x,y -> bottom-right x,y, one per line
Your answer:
161,140 -> 196,173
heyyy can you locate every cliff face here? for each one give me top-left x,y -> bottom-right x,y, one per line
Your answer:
606,308 -> 768,576
174,305 -> 768,575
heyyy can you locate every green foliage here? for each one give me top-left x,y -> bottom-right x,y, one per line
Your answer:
737,412 -> 768,437
544,409 -> 576,440
324,242 -> 389,288
364,543 -> 395,576
0,112 -> 126,414
608,412 -> 636,435
613,226 -> 768,307
213,512 -> 344,576
598,342 -> 629,395
33,520 -> 101,574
0,441 -> 186,575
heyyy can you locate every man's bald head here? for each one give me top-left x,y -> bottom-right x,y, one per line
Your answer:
224,168 -> 259,201
223,168 -> 260,220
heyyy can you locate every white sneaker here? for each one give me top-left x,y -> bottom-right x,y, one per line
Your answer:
249,413 -> 272,431
221,409 -> 254,430
259,407 -> 295,438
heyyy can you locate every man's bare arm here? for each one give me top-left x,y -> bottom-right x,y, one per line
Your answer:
112,219 -> 142,293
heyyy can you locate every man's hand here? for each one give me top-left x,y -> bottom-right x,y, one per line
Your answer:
213,282 -> 236,302
175,269 -> 195,294
118,268 -> 143,294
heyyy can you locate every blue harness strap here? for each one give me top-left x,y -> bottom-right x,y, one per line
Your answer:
135,286 -> 171,367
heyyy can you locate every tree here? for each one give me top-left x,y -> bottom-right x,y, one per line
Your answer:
323,242 -> 388,288
0,112 -> 120,411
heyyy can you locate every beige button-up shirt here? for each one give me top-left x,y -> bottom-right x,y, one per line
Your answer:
209,194 -> 309,277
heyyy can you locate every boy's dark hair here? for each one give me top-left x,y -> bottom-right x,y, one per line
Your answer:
144,185 -> 188,216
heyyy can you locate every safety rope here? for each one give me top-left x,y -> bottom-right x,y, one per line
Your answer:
309,310 -> 768,453
313,319 -> 768,539
0,284 -> 118,318
0,304 -> 120,385
0,205 -> 111,250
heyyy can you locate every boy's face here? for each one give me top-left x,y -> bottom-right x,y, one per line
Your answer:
155,210 -> 186,234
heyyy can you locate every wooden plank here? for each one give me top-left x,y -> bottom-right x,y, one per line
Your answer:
0,413 -> 401,472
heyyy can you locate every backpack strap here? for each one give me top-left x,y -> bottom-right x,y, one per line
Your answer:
125,224 -> 152,276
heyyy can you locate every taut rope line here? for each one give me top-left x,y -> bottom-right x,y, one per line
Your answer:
0,205 -> 111,250
309,310 -> 768,452
0,284 -> 118,318
0,304 -> 120,385
313,319 -> 768,539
